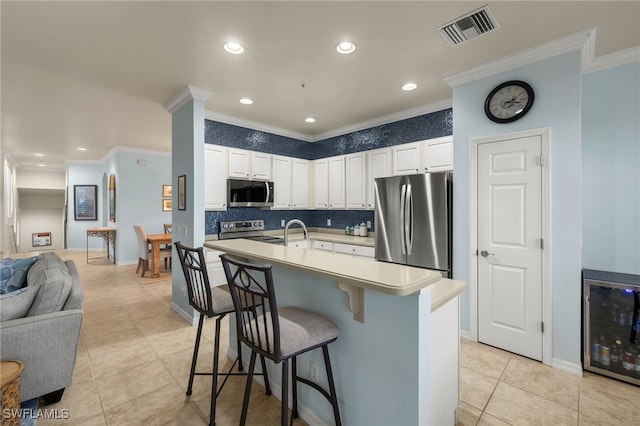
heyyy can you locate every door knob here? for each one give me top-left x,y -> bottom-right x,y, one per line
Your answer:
480,250 -> 495,257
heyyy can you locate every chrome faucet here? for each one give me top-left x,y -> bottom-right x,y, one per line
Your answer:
284,219 -> 308,246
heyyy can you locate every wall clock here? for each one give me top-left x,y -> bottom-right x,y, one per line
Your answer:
484,80 -> 534,123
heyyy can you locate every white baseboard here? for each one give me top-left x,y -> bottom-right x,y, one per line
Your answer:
226,347 -> 330,426
459,330 -> 474,341
170,302 -> 197,325
552,358 -> 583,377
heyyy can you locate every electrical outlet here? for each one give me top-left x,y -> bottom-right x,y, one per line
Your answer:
183,226 -> 188,236
367,220 -> 371,229
310,361 -> 319,381
281,219 -> 285,227
327,218 -> 331,226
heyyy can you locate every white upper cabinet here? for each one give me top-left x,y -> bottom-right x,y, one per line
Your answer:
272,156 -> 292,209
366,147 -> 392,209
392,141 -> 422,175
227,148 -> 272,180
346,152 -> 367,209
251,152 -> 272,179
313,158 -> 329,208
204,145 -> 227,210
291,158 -> 309,208
328,156 -> 346,209
423,136 -> 453,172
272,156 -> 309,209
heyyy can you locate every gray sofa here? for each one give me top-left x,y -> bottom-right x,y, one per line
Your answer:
0,252 -> 84,404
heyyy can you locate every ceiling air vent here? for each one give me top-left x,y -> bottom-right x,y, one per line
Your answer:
438,5 -> 499,47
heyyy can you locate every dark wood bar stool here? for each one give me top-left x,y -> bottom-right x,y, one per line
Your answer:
220,253 -> 342,426
175,242 -> 271,426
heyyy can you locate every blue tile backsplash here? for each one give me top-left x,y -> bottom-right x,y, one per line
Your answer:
204,108 -> 451,234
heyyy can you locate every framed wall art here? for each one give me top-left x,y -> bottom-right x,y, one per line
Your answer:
162,184 -> 172,197
162,199 -> 172,212
74,185 -> 98,221
178,175 -> 186,211
108,174 -> 116,222
32,232 -> 52,247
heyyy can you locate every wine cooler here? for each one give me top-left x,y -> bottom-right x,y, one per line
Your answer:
583,269 -> 640,386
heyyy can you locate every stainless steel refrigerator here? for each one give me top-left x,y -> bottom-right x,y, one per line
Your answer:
374,172 -> 452,277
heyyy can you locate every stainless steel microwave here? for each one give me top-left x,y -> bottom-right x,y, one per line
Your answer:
227,179 -> 274,207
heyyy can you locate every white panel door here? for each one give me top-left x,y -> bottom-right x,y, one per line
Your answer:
392,142 -> 421,175
346,153 -> 366,209
272,156 -> 291,208
291,158 -> 309,208
313,159 -> 329,208
366,148 -> 391,209
328,156 -> 345,209
477,135 -> 543,360
228,148 -> 250,178
251,152 -> 272,180
204,145 -> 227,210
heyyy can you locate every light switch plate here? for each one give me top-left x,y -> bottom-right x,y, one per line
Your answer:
327,218 -> 331,226
281,219 -> 285,227
367,221 -> 371,229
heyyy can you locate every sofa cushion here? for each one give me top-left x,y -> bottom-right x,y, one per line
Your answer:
0,285 -> 39,320
26,267 -> 73,316
0,257 -> 38,294
26,253 -> 68,286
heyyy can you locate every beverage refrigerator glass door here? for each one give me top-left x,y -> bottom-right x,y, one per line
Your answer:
227,179 -> 274,207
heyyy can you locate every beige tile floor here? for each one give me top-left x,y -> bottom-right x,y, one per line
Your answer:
33,250 -> 640,425
457,340 -> 640,425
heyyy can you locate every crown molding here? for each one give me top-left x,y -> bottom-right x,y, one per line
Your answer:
584,45 -> 640,73
311,99 -> 453,142
204,110 -> 314,142
17,165 -> 65,173
444,28 -> 594,87
1,149 -> 17,166
205,98 -> 452,143
99,145 -> 171,163
163,85 -> 213,113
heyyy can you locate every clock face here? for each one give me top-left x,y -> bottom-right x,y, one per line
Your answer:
484,80 -> 534,123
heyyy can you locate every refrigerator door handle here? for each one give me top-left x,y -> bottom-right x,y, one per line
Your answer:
400,183 -> 407,255
406,183 -> 413,255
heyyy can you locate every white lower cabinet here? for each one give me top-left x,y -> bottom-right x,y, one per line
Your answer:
287,240 -> 309,249
334,242 -> 375,260
313,240 -> 334,251
205,249 -> 227,287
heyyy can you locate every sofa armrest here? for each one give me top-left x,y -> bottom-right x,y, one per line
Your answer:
0,309 -> 83,402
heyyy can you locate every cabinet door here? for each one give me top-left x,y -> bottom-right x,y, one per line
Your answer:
228,148 -> 251,178
251,152 -> 272,180
204,145 -> 227,210
392,142 -> 422,175
313,159 -> 329,208
272,156 -> 292,209
291,158 -> 309,208
328,156 -> 345,209
346,153 -> 367,209
423,136 -> 453,172
366,148 -> 391,209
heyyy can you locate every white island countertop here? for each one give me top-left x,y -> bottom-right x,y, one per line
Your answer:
204,238 -> 466,308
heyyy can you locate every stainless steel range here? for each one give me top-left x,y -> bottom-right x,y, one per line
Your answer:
218,220 -> 285,245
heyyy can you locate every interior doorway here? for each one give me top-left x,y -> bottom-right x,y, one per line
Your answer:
470,128 -> 551,363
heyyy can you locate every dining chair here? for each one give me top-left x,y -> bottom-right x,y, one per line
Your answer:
220,254 -> 342,426
133,225 -> 171,277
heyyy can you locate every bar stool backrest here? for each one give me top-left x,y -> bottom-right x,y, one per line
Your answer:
220,254 -> 284,362
175,242 -> 216,317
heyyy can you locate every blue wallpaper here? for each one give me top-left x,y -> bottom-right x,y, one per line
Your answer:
204,108 -> 452,235
205,120 -> 314,159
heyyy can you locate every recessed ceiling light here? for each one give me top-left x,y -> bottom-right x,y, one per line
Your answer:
77,147 -> 87,151
34,153 -> 45,157
239,98 -> 253,105
336,41 -> 356,55
224,41 -> 244,55
402,83 -> 418,91
305,117 -> 316,123
37,162 -> 45,167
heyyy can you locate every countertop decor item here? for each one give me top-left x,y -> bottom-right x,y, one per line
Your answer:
484,80 -> 534,123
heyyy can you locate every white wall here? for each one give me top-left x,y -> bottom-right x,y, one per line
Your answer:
452,51 -> 583,366
582,61 -> 640,275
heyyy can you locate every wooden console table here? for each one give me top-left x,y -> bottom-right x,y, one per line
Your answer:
86,227 -> 116,264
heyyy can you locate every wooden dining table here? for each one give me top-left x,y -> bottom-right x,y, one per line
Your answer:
146,233 -> 172,278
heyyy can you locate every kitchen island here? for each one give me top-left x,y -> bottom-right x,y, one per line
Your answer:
204,238 -> 466,425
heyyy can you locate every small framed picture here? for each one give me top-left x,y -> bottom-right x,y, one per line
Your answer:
32,232 -> 52,247
178,175 -> 186,211
162,199 -> 172,211
162,184 -> 172,197
74,185 -> 98,221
